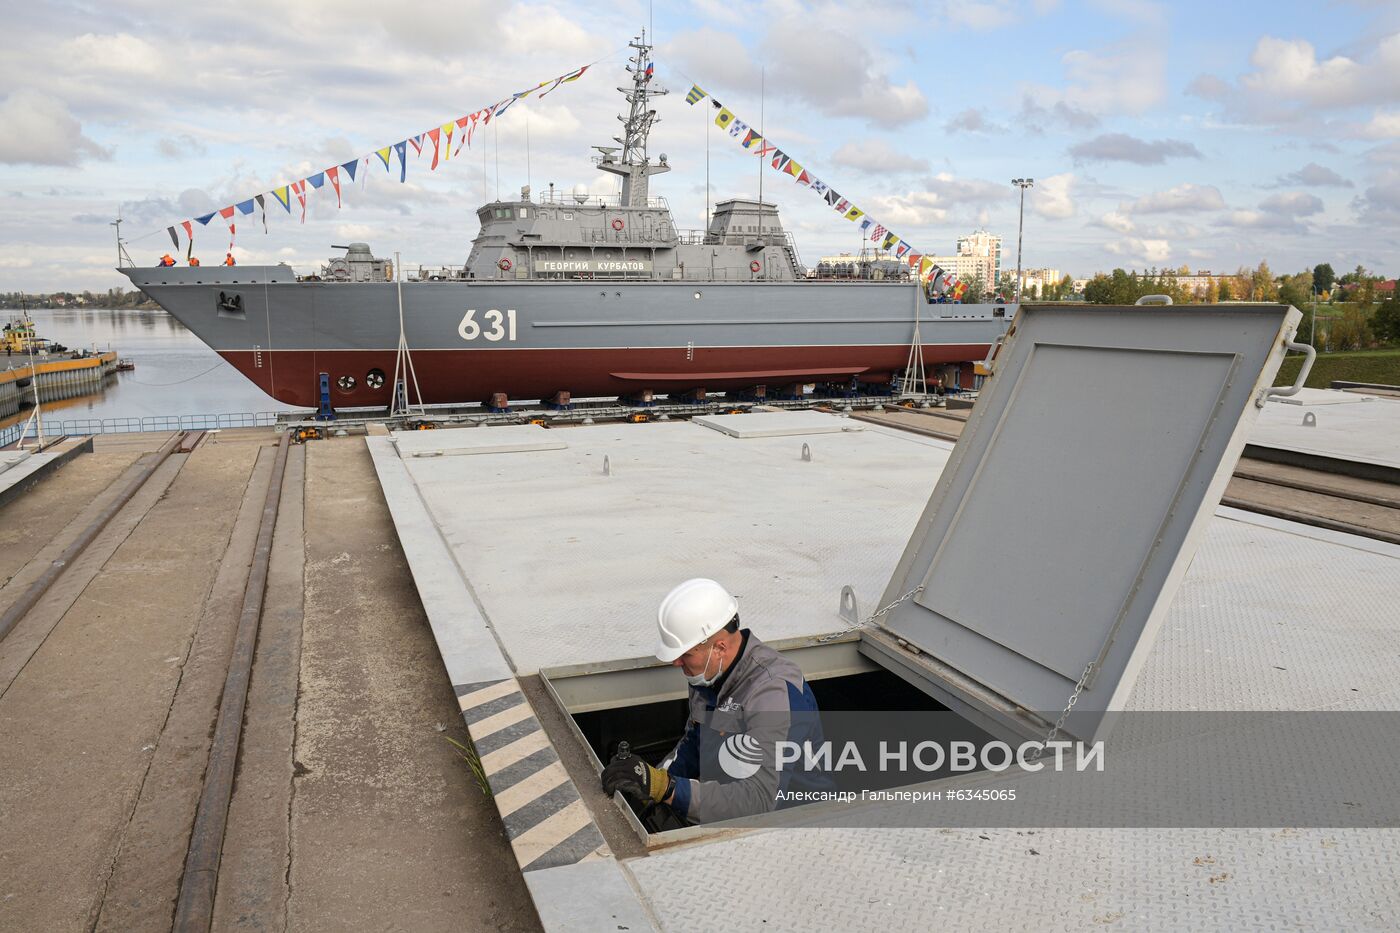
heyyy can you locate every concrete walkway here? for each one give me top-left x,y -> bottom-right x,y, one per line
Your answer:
0,430 -> 539,932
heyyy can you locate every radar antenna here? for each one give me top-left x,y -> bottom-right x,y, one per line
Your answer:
597,31 -> 670,207
112,210 -> 134,268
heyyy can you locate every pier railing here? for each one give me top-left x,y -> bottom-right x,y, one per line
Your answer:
0,411 -> 283,448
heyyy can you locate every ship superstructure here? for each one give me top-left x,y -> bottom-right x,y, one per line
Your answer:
120,37 -> 1011,409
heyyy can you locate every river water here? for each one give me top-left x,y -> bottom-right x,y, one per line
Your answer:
5,308 -> 298,426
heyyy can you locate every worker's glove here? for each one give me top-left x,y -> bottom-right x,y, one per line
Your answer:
601,753 -> 672,803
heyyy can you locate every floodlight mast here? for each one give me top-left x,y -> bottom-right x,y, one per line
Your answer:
1012,178 -> 1034,302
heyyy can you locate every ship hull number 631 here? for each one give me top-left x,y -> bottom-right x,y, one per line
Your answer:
458,308 -> 518,342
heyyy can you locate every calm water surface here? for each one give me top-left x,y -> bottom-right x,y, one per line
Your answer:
10,308 -> 298,423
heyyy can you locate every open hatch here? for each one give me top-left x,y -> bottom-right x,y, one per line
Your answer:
540,302 -> 1309,844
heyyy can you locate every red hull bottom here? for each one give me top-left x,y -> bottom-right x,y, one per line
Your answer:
222,345 -> 989,409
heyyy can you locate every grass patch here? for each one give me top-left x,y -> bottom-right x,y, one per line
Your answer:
446,735 -> 494,798
1275,347 -> 1400,389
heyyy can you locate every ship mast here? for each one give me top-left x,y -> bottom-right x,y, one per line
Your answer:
597,32 -> 669,208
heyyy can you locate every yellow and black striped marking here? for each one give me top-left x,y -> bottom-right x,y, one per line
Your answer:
455,678 -> 608,872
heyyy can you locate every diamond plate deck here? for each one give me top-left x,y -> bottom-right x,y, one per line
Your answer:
377,410 -> 1400,932
625,827 -> 1400,932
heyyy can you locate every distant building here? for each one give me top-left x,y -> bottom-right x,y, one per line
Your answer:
1082,270 -> 1231,299
1012,267 -> 1064,297
1174,272 -> 1225,298
924,229 -> 1003,290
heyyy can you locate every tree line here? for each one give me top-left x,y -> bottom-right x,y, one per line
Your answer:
1080,262 -> 1398,350
0,288 -> 159,310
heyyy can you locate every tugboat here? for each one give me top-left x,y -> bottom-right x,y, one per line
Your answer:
119,37 -> 1011,409
2,317 -> 44,357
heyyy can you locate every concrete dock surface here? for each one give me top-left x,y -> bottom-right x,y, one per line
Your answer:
3,390 -> 1397,931
0,429 -> 541,932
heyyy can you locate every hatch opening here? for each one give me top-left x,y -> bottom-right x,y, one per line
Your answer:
541,636 -> 999,846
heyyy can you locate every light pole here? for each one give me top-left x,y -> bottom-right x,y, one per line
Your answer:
1011,178 -> 1033,302
1310,287 -> 1317,348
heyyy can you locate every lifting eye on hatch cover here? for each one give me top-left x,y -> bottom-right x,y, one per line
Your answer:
217,292 -> 244,314
337,374 -> 356,391
365,369 -> 386,389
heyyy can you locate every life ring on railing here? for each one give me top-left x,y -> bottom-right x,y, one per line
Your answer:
497,257 -> 513,271
611,218 -> 625,231
750,260 -> 762,273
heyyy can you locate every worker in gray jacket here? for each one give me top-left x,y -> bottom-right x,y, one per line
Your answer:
601,578 -> 832,824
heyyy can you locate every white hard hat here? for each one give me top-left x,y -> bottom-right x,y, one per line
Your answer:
655,578 -> 739,662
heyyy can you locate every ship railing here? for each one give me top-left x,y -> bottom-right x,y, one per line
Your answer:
783,231 -> 807,273
410,266 -> 469,282
577,228 -> 680,245
533,191 -> 671,211
2,411 -> 284,446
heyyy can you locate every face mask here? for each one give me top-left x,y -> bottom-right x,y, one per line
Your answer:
685,643 -> 722,687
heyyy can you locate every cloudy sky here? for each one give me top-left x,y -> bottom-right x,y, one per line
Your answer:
2,0 -> 1398,292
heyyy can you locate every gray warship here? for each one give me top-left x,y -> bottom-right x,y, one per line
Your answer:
120,38 -> 1012,409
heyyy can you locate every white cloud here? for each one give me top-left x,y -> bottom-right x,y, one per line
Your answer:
1097,210 -> 1135,233
1022,38 -> 1167,121
1105,237 -> 1171,264
945,108 -> 1006,134
869,192 -> 947,227
662,27 -> 761,94
924,172 -> 1013,207
1241,34 -> 1399,109
1221,210 -> 1257,226
1258,191 -> 1324,216
64,33 -> 164,75
1357,110 -> 1400,139
0,90 -> 110,166
762,19 -> 928,128
1365,141 -> 1400,165
1190,32 -> 1400,129
1352,171 -> 1400,223
1018,97 -> 1099,131
1129,183 -> 1226,214
1140,221 -> 1201,238
1030,173 -> 1075,219
157,135 -> 207,159
1269,162 -> 1354,188
830,139 -> 928,174
868,172 -> 1012,227
1220,191 -> 1323,232
665,19 -> 927,128
1068,133 -> 1201,165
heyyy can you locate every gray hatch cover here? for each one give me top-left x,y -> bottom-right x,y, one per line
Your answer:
864,303 -> 1301,743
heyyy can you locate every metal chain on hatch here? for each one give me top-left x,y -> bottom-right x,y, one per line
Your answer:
816,584 -> 925,643
1028,661 -> 1095,761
